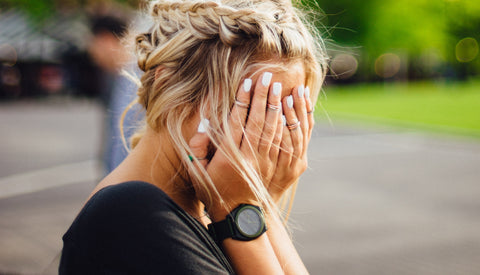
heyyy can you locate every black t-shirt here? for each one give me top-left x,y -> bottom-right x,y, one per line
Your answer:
59,181 -> 234,274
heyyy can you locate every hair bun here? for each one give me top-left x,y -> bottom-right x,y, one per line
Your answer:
135,33 -> 154,72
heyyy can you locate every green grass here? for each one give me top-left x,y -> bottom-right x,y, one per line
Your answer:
315,80 -> 480,138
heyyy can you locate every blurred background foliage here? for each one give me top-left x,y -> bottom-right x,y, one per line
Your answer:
2,0 -> 479,80
1,0 -> 479,137
305,0 -> 480,81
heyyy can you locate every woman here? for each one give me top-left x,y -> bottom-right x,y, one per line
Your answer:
60,0 -> 327,274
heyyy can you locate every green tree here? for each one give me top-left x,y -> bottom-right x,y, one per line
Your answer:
307,0 -> 480,79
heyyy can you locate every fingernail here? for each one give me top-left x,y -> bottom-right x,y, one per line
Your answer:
197,118 -> 209,133
273,82 -> 282,96
262,72 -> 272,87
305,86 -> 310,99
243,79 -> 252,92
298,85 -> 304,98
282,115 -> 287,126
287,95 -> 293,108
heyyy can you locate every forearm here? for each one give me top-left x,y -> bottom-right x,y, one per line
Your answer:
209,201 -> 308,274
267,184 -> 309,274
266,212 -> 309,275
209,205 -> 284,275
222,235 -> 284,274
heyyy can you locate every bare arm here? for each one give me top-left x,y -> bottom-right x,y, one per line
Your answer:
208,206 -> 284,275
266,211 -> 309,274
189,73 -> 313,274
265,85 -> 314,275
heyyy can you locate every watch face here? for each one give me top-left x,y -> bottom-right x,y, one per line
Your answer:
236,207 -> 263,237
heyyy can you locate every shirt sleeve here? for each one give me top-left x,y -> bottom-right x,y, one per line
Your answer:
60,182 -> 231,275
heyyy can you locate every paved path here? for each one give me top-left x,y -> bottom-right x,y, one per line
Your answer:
297,125 -> 480,274
1,99 -> 479,274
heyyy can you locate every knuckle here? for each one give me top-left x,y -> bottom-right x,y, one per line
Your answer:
258,140 -> 269,150
248,117 -> 263,129
192,147 -> 209,157
231,112 -> 245,124
269,152 -> 278,161
190,141 -> 207,155
256,87 -> 269,98
300,162 -> 308,174
264,124 -> 276,135
272,135 -> 281,145
292,159 -> 308,175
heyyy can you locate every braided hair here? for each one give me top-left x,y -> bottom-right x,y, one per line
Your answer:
126,0 -> 327,215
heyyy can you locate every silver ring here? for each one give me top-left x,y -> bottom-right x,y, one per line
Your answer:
235,99 -> 250,109
287,120 -> 301,131
188,155 -> 207,162
307,110 -> 314,115
267,103 -> 281,112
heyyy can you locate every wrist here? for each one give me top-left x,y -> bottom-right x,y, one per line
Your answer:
208,199 -> 261,222
208,204 -> 267,243
268,178 -> 299,203
208,204 -> 230,222
269,193 -> 283,204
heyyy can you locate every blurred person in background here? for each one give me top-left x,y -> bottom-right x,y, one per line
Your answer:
88,15 -> 143,174
59,0 -> 327,274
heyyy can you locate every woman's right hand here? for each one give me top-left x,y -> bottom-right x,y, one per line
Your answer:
188,73 -> 311,275
188,72 -> 284,221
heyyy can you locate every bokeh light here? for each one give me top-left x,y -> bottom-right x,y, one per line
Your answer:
374,53 -> 401,78
455,37 -> 479,63
330,53 -> 359,80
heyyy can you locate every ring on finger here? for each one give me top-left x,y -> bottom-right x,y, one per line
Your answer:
235,99 -> 250,109
267,103 -> 281,112
188,155 -> 208,162
307,110 -> 314,115
287,120 -> 301,131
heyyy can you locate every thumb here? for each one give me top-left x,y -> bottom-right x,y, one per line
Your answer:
189,118 -> 211,168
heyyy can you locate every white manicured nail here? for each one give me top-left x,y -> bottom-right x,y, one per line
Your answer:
262,72 -> 272,87
282,115 -> 287,126
287,95 -> 293,108
197,118 -> 209,133
243,79 -> 252,92
298,85 -> 304,98
273,82 -> 282,96
305,86 -> 310,99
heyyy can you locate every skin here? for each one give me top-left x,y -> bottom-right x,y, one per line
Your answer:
88,31 -> 128,73
190,61 -> 311,215
92,61 -> 314,274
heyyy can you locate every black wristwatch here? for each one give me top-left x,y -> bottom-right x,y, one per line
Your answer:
208,204 -> 267,242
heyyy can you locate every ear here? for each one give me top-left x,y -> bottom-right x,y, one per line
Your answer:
154,65 -> 166,80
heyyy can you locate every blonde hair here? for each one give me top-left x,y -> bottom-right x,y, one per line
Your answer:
125,0 -> 327,218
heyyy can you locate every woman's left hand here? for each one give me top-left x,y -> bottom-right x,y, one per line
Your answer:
267,86 -> 315,202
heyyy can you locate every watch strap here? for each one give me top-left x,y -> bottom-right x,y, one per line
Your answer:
208,204 -> 267,243
208,217 -> 233,243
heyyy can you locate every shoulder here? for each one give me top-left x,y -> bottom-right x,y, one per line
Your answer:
66,181 -> 179,239
61,181 -> 232,274
91,180 -> 169,205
